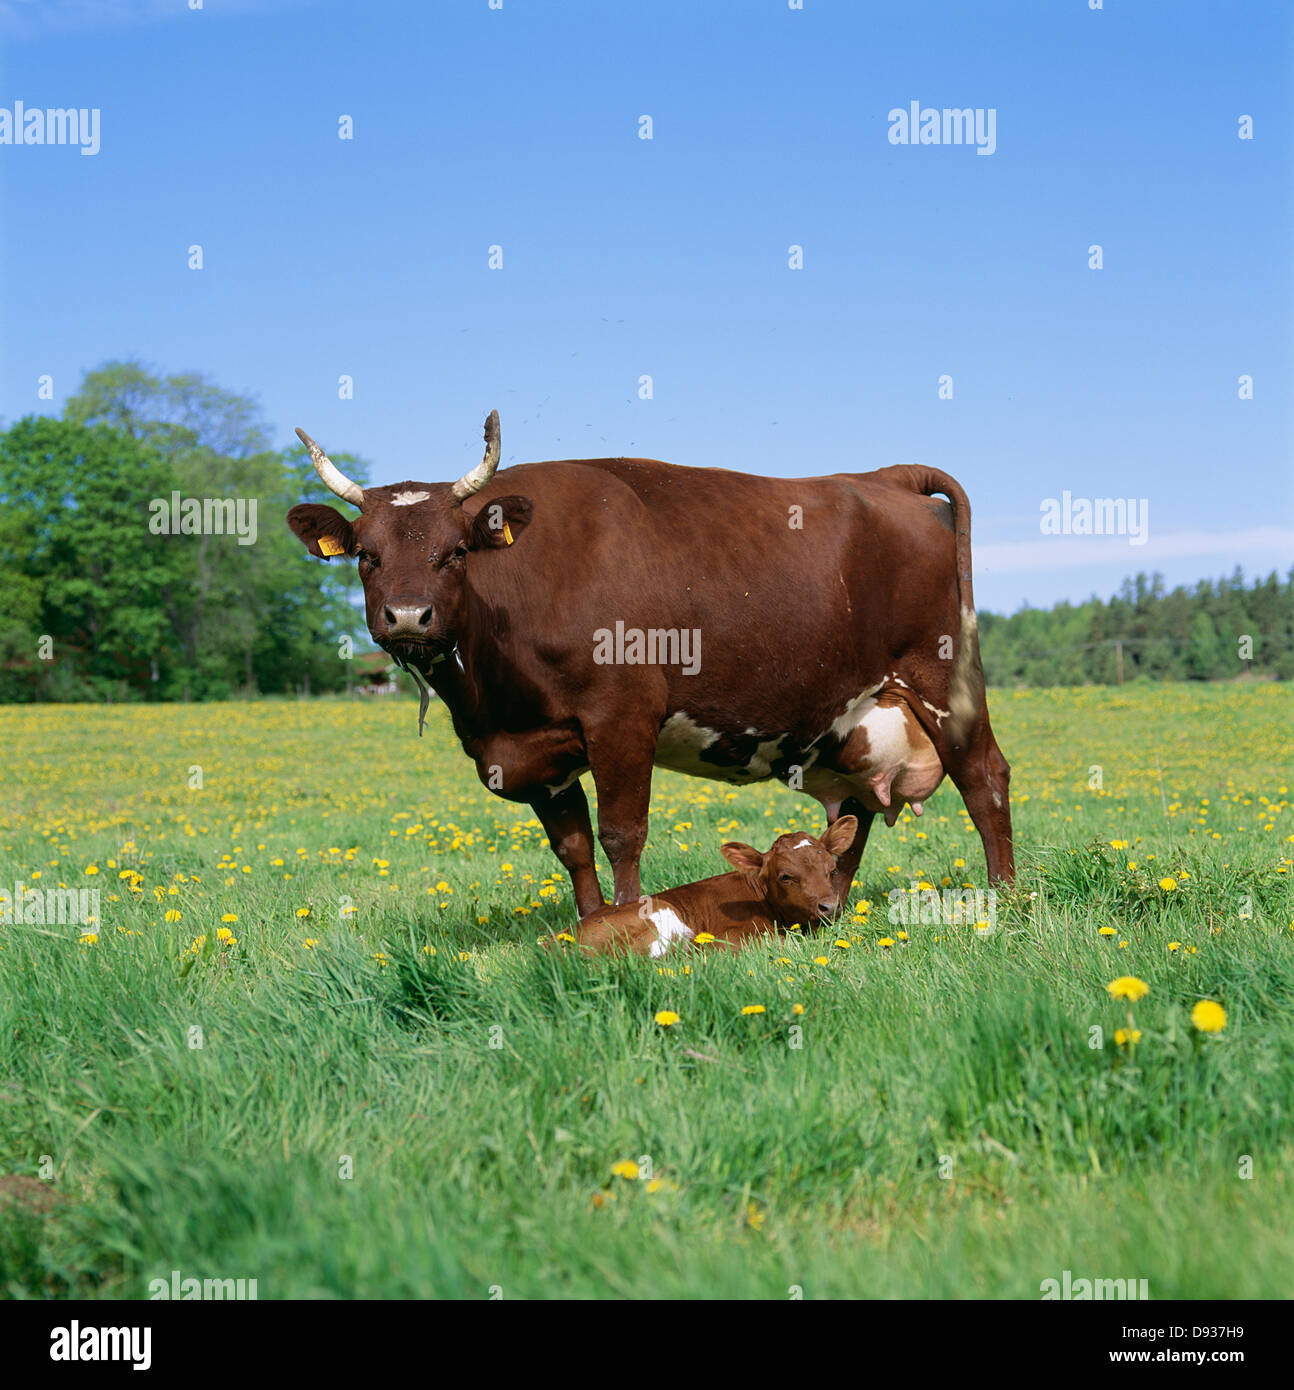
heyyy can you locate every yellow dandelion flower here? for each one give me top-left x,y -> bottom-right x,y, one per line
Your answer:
1158,877 -> 1178,892
610,1160 -> 639,1180
1114,1028 -> 1141,1046
741,1004 -> 766,1015
654,1010 -> 680,1027
1107,976 -> 1149,1001
1191,1000 -> 1227,1033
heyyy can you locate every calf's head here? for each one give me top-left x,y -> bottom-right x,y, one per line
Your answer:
286,411 -> 531,668
719,817 -> 859,926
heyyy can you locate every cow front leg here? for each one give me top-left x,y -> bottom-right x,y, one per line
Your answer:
531,781 -> 604,918
585,721 -> 658,907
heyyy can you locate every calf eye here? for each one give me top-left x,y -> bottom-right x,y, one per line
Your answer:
779,873 -> 796,885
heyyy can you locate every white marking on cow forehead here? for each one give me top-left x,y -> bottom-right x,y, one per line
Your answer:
391,490 -> 431,506
790,838 -> 814,849
648,906 -> 693,958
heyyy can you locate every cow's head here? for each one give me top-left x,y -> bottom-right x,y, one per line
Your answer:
286,411 -> 531,669
719,817 -> 858,927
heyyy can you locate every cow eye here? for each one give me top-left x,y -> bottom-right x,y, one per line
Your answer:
357,549 -> 378,567
779,873 -> 796,885
452,543 -> 469,560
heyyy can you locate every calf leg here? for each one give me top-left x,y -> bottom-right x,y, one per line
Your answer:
531,782 -> 604,918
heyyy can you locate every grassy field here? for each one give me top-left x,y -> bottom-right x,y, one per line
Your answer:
1,682 -> 1291,1300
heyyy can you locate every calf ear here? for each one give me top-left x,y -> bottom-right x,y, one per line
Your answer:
721,842 -> 765,875
822,815 -> 859,857
287,503 -> 355,560
469,496 -> 532,550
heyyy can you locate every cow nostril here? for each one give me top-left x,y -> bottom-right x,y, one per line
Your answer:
418,607 -> 433,628
818,901 -> 836,916
383,607 -> 396,627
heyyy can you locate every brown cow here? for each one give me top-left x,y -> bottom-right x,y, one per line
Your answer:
287,411 -> 1013,918
571,818 -> 859,956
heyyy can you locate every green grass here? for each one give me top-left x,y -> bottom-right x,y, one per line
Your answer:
0,682 -> 1291,1299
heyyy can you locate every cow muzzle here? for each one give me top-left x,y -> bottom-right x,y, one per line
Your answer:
380,603 -> 436,640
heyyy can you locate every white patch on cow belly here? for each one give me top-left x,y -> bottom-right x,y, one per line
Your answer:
391,490 -> 431,506
654,712 -> 785,783
648,906 -> 693,958
827,682 -> 885,742
656,712 -> 720,771
545,767 -> 587,797
855,704 -> 914,766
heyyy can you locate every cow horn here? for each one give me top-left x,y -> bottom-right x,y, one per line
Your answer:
451,410 -> 501,501
295,427 -> 364,508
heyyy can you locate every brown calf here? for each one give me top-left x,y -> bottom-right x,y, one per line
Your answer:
571,817 -> 859,956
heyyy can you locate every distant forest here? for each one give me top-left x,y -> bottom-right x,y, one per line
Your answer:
2,361 -> 1289,702
978,569 -> 1294,686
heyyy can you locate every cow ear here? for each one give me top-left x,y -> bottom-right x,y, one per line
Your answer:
721,842 -> 765,875
468,496 -> 532,550
822,815 -> 859,858
287,503 -> 355,560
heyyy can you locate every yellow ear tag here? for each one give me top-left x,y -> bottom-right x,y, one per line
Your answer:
318,535 -> 344,557
502,523 -> 514,546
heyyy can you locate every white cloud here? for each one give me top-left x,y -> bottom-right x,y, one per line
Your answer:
975,526 -> 1294,575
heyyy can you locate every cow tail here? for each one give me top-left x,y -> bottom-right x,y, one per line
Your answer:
876,464 -> 984,750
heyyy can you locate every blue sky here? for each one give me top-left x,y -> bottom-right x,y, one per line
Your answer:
2,0 -> 1290,612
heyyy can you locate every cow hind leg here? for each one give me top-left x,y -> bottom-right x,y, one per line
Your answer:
944,721 -> 1015,884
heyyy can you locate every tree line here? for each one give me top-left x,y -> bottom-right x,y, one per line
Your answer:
1,361 -> 1288,701
978,569 -> 1294,686
0,362 -> 366,702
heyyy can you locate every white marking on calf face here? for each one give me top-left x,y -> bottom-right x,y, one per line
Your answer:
791,838 -> 814,849
391,490 -> 431,507
647,906 -> 694,958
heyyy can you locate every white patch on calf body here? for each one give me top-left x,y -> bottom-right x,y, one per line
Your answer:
391,490 -> 431,507
647,905 -> 694,958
